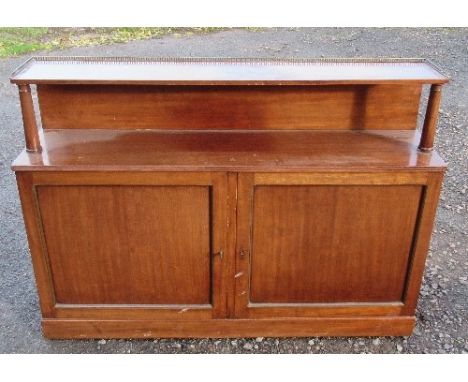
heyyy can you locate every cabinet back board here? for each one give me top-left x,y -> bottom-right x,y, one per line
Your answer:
36,84 -> 422,130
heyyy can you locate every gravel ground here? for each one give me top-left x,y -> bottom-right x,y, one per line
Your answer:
0,28 -> 467,354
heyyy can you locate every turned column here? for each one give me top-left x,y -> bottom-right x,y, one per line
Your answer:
18,84 -> 41,152
419,84 -> 442,152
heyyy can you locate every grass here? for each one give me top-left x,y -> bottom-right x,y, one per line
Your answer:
0,27 -> 226,58
0,27 -> 48,56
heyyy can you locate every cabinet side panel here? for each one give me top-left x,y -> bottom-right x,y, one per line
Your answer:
37,84 -> 421,130
36,185 -> 211,305
250,185 -> 422,303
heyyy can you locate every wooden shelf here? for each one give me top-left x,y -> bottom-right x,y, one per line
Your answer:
12,129 -> 445,172
10,57 -> 448,85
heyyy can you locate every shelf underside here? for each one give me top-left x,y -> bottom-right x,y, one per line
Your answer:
12,129 -> 446,172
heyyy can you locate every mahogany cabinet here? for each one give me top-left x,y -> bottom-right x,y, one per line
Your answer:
10,57 -> 448,338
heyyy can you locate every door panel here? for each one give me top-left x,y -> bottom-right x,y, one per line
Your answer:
24,172 -> 229,320
38,185 -> 211,305
250,185 -> 421,303
235,173 -> 425,318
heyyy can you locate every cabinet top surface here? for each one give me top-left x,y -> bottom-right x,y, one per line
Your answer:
12,129 -> 446,172
10,57 -> 448,85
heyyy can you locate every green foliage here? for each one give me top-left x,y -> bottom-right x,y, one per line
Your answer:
0,27 -> 48,57
0,27 -> 227,58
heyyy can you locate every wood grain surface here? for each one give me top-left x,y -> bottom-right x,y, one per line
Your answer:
249,185 -> 422,303
37,184 -> 211,305
42,316 -> 416,339
37,84 -> 422,130
12,129 -> 446,173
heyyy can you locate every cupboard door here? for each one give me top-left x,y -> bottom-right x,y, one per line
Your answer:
18,172 -> 230,320
235,173 -> 428,318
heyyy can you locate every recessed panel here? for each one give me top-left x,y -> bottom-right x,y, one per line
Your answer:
37,185 -> 211,305
250,185 -> 422,303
